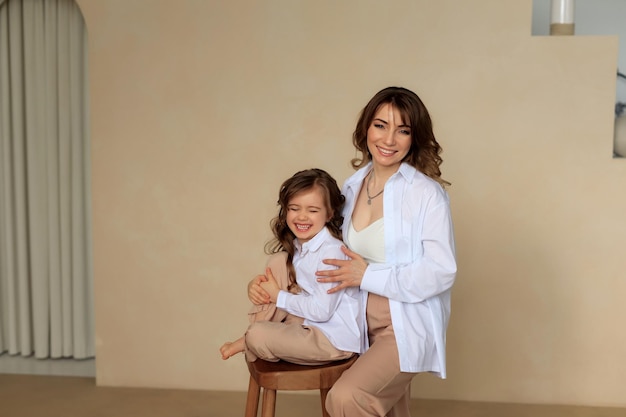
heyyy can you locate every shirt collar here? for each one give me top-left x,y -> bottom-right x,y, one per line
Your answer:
294,226 -> 330,255
397,162 -> 417,182
345,162 -> 416,192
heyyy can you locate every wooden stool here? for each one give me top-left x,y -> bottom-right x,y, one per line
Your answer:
244,355 -> 358,417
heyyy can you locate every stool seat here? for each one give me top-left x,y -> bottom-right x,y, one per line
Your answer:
244,355 -> 357,417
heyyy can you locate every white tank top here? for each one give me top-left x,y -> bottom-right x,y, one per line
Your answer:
345,218 -> 385,263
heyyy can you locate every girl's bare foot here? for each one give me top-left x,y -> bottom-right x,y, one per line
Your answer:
219,337 -> 244,360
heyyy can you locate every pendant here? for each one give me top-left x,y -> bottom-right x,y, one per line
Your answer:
367,198 -> 371,205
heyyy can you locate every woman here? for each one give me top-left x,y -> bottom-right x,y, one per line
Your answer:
249,86 -> 456,416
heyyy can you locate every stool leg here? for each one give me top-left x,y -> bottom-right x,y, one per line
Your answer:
320,388 -> 330,417
245,376 -> 260,417
261,388 -> 277,417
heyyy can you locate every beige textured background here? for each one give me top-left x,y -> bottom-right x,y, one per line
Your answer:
77,0 -> 625,407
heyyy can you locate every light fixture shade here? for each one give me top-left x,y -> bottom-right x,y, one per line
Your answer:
551,0 -> 575,24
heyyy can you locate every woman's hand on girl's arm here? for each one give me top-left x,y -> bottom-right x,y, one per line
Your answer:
316,246 -> 367,294
248,274 -> 270,305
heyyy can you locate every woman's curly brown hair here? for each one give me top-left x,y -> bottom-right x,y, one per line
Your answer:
351,86 -> 450,188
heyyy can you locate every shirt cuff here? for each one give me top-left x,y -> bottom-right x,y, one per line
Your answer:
276,290 -> 289,309
360,266 -> 389,295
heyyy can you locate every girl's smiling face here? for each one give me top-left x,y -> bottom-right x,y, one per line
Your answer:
286,186 -> 331,243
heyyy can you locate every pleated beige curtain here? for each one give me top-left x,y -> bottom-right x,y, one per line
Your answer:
0,0 -> 94,359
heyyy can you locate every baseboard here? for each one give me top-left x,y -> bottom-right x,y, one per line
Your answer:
0,353 -> 95,377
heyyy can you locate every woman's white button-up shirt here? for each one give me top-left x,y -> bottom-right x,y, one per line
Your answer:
342,163 -> 457,376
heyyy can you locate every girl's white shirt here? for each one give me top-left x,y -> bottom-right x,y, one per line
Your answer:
276,227 -> 364,354
343,162 -> 457,377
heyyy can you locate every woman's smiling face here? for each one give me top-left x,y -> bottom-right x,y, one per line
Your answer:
366,103 -> 412,170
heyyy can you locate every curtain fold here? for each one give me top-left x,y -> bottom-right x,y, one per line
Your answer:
0,0 -> 94,359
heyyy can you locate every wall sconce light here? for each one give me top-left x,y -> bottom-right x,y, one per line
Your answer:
550,0 -> 575,36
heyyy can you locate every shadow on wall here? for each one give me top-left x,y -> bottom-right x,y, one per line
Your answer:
615,71 -> 626,157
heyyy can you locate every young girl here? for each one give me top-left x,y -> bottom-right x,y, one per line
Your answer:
219,168 -> 363,365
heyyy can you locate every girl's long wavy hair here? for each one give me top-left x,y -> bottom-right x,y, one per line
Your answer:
264,168 -> 345,292
351,86 -> 450,188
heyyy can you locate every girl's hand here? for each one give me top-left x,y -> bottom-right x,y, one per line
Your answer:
259,267 -> 280,303
316,246 -> 367,294
248,274 -> 270,305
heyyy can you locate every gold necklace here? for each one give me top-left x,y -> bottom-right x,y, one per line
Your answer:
366,172 -> 384,205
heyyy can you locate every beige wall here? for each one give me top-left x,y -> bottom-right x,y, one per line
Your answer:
77,0 -> 625,408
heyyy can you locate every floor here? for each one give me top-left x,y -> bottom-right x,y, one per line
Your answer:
1,373 -> 626,417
